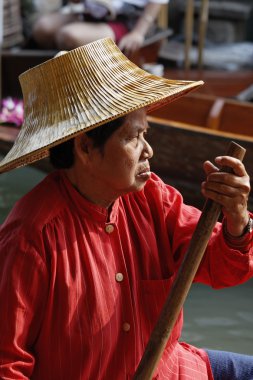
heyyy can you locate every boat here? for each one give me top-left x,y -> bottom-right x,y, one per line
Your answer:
146,92 -> 253,209
162,68 -> 253,99
150,92 -> 253,136
147,115 -> 253,210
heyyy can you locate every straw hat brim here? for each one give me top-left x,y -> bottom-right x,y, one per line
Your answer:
0,38 -> 203,173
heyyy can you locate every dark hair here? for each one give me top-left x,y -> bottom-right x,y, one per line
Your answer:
49,116 -> 125,169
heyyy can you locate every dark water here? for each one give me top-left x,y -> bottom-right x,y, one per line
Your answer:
181,281 -> 253,355
0,163 -> 252,356
0,164 -> 45,223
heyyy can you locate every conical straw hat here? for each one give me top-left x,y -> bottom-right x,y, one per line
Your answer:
0,38 -> 203,173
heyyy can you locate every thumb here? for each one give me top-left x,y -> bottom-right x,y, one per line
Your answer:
203,160 -> 219,176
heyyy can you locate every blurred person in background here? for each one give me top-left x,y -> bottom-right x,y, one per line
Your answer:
32,0 -> 169,55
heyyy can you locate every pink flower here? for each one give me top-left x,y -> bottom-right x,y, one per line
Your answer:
0,97 -> 24,127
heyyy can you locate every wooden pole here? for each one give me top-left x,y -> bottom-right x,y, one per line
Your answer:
198,0 -> 209,69
184,0 -> 194,70
157,4 -> 169,30
133,141 -> 246,380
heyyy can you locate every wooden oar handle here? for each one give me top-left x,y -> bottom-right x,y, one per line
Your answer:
133,141 -> 246,380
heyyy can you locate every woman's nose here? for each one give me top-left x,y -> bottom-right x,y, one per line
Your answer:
143,139 -> 153,160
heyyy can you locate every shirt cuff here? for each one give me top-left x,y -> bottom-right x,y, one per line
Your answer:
222,216 -> 253,254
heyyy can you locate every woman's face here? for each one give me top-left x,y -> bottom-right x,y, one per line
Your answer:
87,109 -> 153,198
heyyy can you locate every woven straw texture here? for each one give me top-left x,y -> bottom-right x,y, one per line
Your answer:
0,38 -> 203,173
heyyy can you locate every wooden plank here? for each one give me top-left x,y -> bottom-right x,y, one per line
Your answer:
150,93 -> 253,135
198,0 -> 209,69
163,68 -> 253,98
184,0 -> 194,69
0,125 -> 19,142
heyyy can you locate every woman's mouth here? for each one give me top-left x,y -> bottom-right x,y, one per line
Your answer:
137,167 -> 151,179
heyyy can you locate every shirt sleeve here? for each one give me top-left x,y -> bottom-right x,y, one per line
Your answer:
0,232 -> 48,379
222,215 -> 253,254
156,176 -> 253,289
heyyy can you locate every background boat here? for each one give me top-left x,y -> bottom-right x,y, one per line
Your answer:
147,91 -> 253,209
147,115 -> 253,210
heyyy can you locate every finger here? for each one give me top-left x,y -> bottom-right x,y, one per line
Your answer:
215,156 -> 247,177
201,185 -> 247,212
129,41 -> 139,54
202,179 -> 248,198
203,160 -> 219,176
206,171 -> 250,193
123,43 -> 131,56
118,38 -> 126,50
201,185 -> 229,207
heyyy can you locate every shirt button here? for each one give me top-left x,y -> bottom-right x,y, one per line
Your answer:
122,322 -> 131,332
115,273 -> 124,282
105,224 -> 114,233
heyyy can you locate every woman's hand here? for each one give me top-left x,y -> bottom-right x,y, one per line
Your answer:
118,2 -> 161,56
118,32 -> 145,56
201,156 -> 251,237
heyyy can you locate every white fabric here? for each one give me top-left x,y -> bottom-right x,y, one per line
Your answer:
62,0 -> 169,16
125,0 -> 169,8
113,0 -> 125,12
34,0 -> 62,13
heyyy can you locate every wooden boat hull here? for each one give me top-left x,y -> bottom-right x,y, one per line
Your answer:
147,116 -> 253,211
163,68 -> 253,99
151,92 -> 253,136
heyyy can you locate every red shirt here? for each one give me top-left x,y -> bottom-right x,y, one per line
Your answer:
0,171 -> 252,380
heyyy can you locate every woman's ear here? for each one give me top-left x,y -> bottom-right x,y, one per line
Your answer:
74,133 -> 92,158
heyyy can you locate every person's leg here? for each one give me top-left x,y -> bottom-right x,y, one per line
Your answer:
206,349 -> 253,380
32,12 -> 79,49
55,21 -> 116,50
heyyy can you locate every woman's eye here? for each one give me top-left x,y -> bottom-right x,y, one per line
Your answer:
129,129 -> 148,141
131,133 -> 139,140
